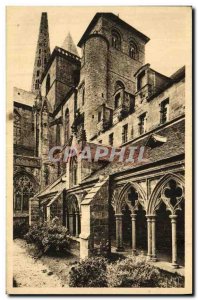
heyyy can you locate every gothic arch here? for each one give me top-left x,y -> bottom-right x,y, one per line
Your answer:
65,108 -> 70,144
66,194 -> 80,214
14,170 -> 39,187
147,173 -> 185,215
116,181 -> 146,214
13,171 -> 39,212
64,193 -> 80,237
111,29 -> 122,50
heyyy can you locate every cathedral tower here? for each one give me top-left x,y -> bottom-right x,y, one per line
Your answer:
31,12 -> 51,94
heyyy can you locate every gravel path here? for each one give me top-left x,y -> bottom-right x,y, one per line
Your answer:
13,239 -> 64,288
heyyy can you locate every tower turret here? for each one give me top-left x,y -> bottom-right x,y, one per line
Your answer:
31,12 -> 51,94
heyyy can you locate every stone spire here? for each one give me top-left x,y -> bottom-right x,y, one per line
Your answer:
61,32 -> 79,56
31,12 -> 51,94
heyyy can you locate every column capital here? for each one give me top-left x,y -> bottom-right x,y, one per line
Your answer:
169,215 -> 178,223
169,214 -> 177,219
115,213 -> 123,218
130,213 -> 137,218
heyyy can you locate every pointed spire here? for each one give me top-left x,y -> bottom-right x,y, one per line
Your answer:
31,12 -> 51,94
61,32 -> 79,56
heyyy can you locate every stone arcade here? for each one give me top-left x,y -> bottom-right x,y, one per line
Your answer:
13,12 -> 185,268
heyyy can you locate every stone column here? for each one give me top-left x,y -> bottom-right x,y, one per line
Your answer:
65,212 -> 68,230
69,213 -> 74,236
115,213 -> 124,252
146,216 -> 152,259
131,214 -> 137,255
75,212 -> 79,237
46,205 -> 51,222
151,216 -> 157,261
170,215 -> 179,268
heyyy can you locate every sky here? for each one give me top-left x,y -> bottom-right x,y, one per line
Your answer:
7,6 -> 191,92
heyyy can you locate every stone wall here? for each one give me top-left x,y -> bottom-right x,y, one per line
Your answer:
91,78 -> 185,147
80,178 -> 110,258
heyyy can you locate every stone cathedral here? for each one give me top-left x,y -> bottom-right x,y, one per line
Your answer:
13,12 -> 185,268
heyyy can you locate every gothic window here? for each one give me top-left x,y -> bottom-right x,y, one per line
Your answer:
160,99 -> 169,124
37,70 -> 40,77
115,80 -> 125,92
114,81 -> 125,109
14,111 -> 21,145
82,87 -> 85,105
46,74 -> 50,95
109,132 -> 114,146
129,42 -> 138,60
37,59 -> 41,67
139,113 -> 146,135
122,124 -> 128,144
111,30 -> 121,50
35,79 -> 39,90
56,124 -> 61,146
14,174 -> 35,212
98,111 -> 102,122
44,57 -> 47,64
65,108 -> 70,144
70,156 -> 77,186
115,92 -> 122,109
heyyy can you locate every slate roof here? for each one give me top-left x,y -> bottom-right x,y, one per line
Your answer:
82,118 -> 185,183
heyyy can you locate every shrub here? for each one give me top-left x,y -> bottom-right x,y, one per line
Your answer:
24,217 -> 70,255
13,219 -> 29,239
107,255 -> 160,287
69,256 -> 108,287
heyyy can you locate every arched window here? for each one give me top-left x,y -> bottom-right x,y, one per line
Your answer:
70,156 -> 77,186
115,80 -> 125,92
115,92 -> 122,109
56,124 -> 61,145
46,74 -> 50,95
82,87 -> 85,105
14,174 -> 36,212
14,110 -> 21,145
129,42 -> 138,60
111,30 -> 121,50
37,59 -> 41,67
114,81 -> 125,109
65,108 -> 70,144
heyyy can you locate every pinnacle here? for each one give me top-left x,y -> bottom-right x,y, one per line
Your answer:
61,32 -> 79,57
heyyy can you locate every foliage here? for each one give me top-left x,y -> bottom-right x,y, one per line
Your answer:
68,254 -> 184,288
13,219 -> 29,239
69,256 -> 108,287
24,217 -> 70,255
107,255 -> 160,287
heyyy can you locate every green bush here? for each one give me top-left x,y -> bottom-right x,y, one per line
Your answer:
13,219 -> 29,239
69,256 -> 108,287
107,255 -> 160,287
24,217 -> 70,255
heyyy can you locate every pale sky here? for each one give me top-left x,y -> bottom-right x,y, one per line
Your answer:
7,6 -> 191,92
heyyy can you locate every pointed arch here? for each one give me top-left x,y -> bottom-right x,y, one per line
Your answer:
116,181 -> 146,214
147,173 -> 185,215
13,171 -> 39,212
66,194 -> 79,214
111,29 -> 121,50
46,73 -> 50,95
65,108 -> 70,144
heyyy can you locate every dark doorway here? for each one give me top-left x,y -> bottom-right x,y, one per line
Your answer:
156,202 -> 172,262
122,204 -> 132,250
136,205 -> 147,254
